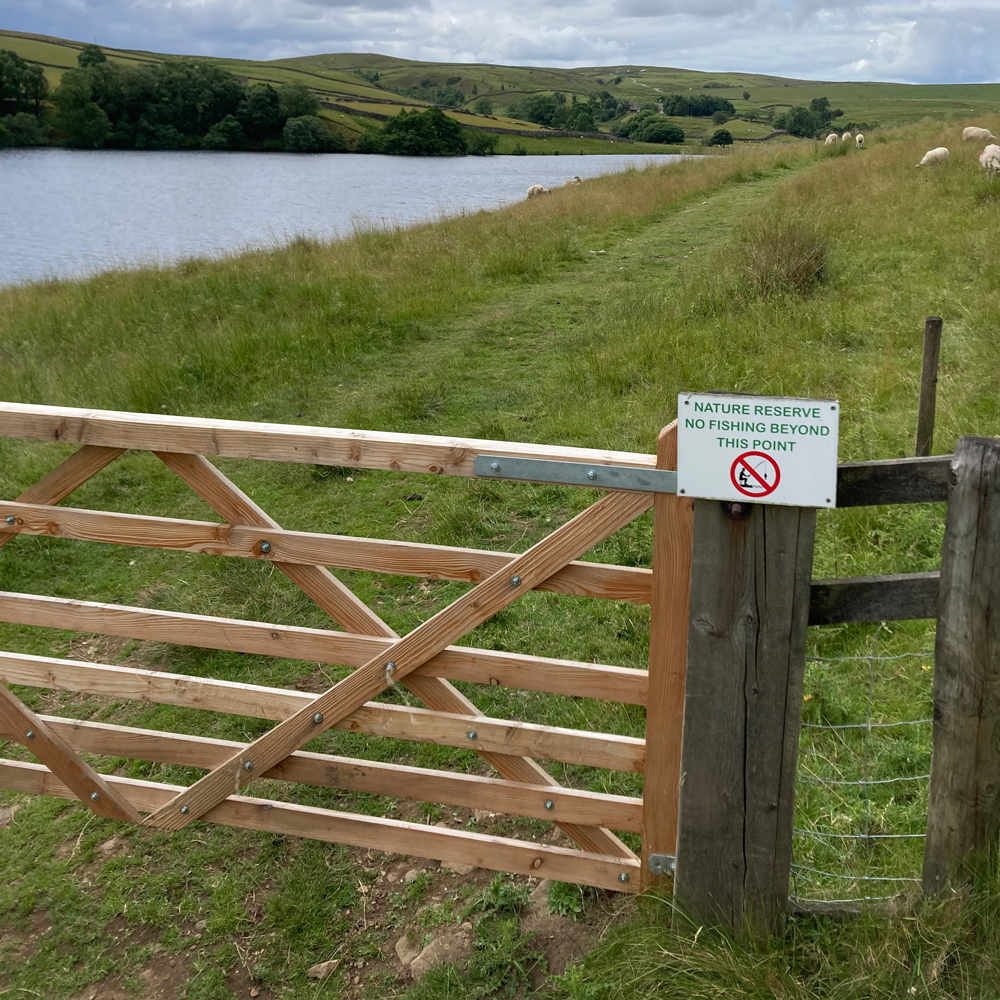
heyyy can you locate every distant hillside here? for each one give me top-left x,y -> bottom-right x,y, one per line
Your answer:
4,26 -> 1000,141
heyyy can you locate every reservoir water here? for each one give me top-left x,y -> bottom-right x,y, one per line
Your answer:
0,148 -> 686,287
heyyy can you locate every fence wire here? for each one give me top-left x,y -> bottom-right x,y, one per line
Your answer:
791,624 -> 934,905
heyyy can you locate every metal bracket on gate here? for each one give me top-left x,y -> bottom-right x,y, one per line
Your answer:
475,456 -> 678,494
648,853 -> 676,875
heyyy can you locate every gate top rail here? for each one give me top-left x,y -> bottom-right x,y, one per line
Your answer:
0,402 -> 657,479
0,402 -> 956,505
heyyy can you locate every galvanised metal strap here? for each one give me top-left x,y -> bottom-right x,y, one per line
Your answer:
474,456 -> 678,494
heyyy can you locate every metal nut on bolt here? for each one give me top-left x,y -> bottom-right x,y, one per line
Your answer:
259,541 -> 272,554
243,760 -> 254,772
180,806 -> 190,815
467,730 -> 478,741
25,730 -> 34,740
544,800 -> 554,811
511,576 -> 521,587
312,712 -> 324,724
587,470 -> 596,480
5,515 -> 14,525
490,462 -> 499,472
618,872 -> 629,883
90,792 -> 100,802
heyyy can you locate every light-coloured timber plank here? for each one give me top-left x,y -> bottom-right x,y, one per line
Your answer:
144,488 -> 653,829
0,715 -> 642,831
156,453 -> 635,859
0,592 -> 646,703
640,424 -> 694,888
0,500 -> 650,603
0,651 -> 645,772
0,445 -> 125,547
0,759 -> 640,892
0,402 -> 656,478
0,683 -> 140,822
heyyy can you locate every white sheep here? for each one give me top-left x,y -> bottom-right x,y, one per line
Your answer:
560,176 -> 582,187
855,133 -> 864,148
917,147 -> 950,167
979,143 -> 1000,177
964,126 -> 997,143
824,133 -> 838,146
841,131 -> 852,142
526,184 -> 550,198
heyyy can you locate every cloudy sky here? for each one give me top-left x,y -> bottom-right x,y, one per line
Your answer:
6,0 -> 1000,83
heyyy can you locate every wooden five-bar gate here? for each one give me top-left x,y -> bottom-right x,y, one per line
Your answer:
0,402 -> 996,932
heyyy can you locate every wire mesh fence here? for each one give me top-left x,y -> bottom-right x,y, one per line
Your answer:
792,625 -> 934,904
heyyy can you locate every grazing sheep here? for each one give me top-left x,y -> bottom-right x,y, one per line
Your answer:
979,143 -> 1000,177
841,131 -> 852,142
855,133 -> 865,148
824,133 -> 838,146
526,184 -> 550,198
964,126 -> 997,143
917,147 -> 950,167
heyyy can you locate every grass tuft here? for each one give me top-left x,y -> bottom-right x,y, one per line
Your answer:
732,216 -> 828,298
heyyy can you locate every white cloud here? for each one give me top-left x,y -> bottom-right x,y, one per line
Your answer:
6,0 -> 1000,81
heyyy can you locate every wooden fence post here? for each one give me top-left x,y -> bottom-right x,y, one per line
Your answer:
915,317 -> 943,458
673,500 -> 815,936
640,424 -> 695,890
923,436 -> 1000,895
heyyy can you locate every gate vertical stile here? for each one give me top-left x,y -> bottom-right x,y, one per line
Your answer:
640,423 -> 694,889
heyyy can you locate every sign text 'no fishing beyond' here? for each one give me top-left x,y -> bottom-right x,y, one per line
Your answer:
677,392 -> 840,508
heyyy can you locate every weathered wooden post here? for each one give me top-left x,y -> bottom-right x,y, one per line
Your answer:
673,500 -> 815,936
923,436 -> 1000,895
640,423 -> 694,890
915,317 -> 943,458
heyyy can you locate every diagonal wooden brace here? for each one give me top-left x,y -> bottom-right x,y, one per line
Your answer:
0,445 -> 125,548
143,486 -> 654,830
0,682 -> 140,822
153,452 -> 640,858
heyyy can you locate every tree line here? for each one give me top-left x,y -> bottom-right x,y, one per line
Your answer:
505,93 -> 599,133
356,107 -> 498,156
772,97 -> 844,138
0,44 -> 346,152
0,45 -> 507,156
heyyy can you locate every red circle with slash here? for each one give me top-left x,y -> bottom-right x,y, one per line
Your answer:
730,451 -> 780,497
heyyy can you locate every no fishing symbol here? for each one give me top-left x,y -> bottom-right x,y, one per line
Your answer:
730,451 -> 780,498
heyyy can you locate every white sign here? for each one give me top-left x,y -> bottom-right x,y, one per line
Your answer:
677,392 -> 840,508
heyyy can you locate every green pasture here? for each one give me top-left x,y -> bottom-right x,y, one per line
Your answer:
0,119 -> 999,997
493,133 -> 682,154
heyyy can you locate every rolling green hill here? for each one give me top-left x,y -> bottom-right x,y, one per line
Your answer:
3,26 -> 999,151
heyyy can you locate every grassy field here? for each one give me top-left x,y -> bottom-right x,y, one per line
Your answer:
0,119 -> 999,998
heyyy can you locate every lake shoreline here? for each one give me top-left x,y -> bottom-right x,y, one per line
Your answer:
0,148 -> 691,287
